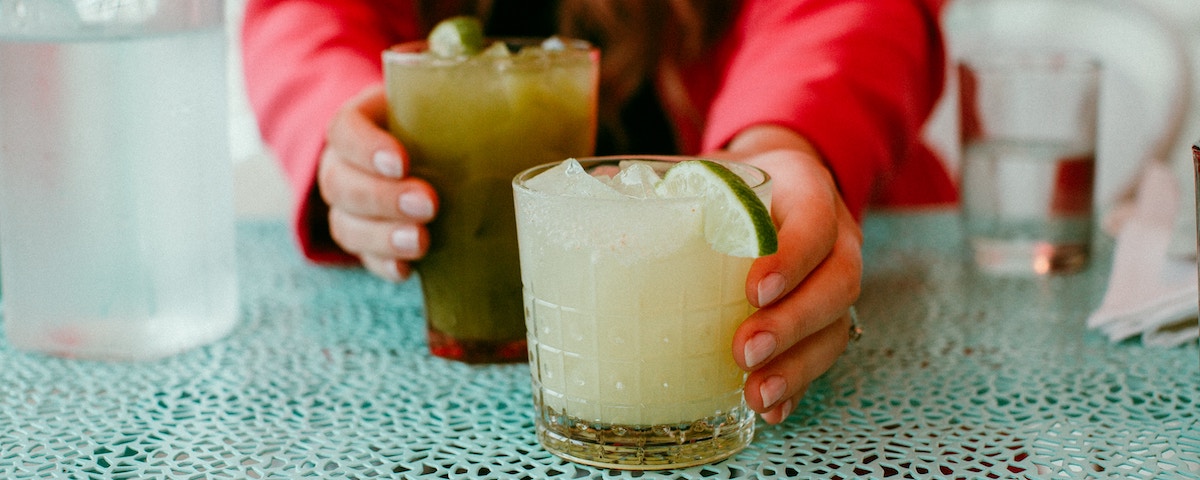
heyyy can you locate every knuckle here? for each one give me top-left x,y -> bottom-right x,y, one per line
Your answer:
327,210 -> 350,249
317,152 -> 340,203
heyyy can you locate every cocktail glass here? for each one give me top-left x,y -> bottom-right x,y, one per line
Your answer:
383,38 -> 598,363
512,156 -> 767,469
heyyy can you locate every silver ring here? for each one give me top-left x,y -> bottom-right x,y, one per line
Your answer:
848,306 -> 863,342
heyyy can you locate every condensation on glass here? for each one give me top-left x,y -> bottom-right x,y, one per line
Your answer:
0,0 -> 238,360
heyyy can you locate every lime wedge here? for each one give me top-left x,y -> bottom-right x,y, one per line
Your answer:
656,160 -> 777,257
428,16 -> 486,58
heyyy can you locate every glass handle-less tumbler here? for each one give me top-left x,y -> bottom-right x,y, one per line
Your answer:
0,0 -> 238,360
514,156 -> 766,469
958,52 -> 1101,275
383,38 -> 599,363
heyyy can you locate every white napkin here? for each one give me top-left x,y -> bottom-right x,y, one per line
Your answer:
1088,162 -> 1200,347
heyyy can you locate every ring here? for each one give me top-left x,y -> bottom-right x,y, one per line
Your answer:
848,306 -> 863,342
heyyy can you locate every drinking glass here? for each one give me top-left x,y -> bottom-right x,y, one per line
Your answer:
513,156 -> 766,469
383,38 -> 598,363
959,51 -> 1102,275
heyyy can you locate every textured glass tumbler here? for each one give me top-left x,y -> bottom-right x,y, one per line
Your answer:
959,52 -> 1102,275
384,38 -> 598,364
513,157 -> 766,470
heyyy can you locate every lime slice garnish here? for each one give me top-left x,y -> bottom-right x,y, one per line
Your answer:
428,16 -> 486,58
656,160 -> 777,257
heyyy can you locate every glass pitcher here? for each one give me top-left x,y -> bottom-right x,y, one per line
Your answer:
0,0 -> 238,360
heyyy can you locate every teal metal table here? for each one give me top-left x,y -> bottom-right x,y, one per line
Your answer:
1,213 -> 1197,479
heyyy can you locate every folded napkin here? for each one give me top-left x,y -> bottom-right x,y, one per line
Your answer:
1088,162 -> 1199,347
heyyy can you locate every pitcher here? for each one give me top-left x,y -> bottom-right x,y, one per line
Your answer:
0,0 -> 238,360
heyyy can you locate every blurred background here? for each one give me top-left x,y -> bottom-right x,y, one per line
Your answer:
226,0 -> 288,220
224,0 -> 1200,228
925,0 -> 1200,248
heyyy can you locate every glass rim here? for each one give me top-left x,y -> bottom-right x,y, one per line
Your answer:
958,50 -> 1102,75
512,155 -> 772,200
383,37 -> 596,63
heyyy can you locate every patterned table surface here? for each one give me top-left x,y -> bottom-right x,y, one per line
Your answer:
1,212 -> 1196,479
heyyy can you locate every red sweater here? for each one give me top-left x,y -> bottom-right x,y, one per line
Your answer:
242,0 -> 958,263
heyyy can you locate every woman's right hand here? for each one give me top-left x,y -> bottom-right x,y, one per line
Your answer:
319,83 -> 439,281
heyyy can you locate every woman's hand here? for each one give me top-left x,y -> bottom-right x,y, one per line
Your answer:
319,84 -> 440,281
718,125 -> 864,424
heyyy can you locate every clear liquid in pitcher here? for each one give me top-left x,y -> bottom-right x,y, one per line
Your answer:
0,26 -> 238,360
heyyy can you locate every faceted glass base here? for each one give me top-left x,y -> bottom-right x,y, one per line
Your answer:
536,406 -> 755,470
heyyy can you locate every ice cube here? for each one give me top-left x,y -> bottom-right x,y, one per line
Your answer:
540,36 -> 567,52
487,42 -> 516,73
525,159 -> 623,198
480,41 -> 512,58
607,162 -> 662,198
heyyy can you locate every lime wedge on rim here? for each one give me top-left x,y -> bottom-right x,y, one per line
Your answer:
656,160 -> 778,258
428,16 -> 486,58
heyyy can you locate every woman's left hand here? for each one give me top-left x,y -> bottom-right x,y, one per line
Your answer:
714,125 -> 864,424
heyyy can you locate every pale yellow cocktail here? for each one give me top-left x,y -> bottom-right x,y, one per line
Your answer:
513,157 -> 773,469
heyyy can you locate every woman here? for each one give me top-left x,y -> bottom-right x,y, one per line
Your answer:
241,0 -> 957,424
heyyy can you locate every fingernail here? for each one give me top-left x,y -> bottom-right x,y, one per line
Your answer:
759,375 -> 786,409
757,272 -> 785,306
761,399 -> 794,424
391,226 -> 420,256
743,332 -> 776,369
373,150 -> 404,178
381,260 -> 404,282
399,192 -> 433,220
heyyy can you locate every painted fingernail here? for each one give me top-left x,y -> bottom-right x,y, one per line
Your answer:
743,332 -> 776,369
759,375 -> 787,409
373,150 -> 404,178
391,226 -> 420,256
757,272 -> 785,306
399,192 -> 434,220
780,398 -> 795,420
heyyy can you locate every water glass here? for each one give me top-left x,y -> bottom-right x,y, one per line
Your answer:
959,51 -> 1102,275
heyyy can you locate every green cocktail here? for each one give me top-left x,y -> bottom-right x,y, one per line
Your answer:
383,35 -> 598,363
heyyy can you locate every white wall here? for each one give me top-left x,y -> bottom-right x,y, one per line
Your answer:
1138,0 -> 1200,254
226,0 -> 260,164
225,0 -> 290,219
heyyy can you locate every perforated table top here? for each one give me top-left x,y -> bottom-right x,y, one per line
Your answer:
1,213 -> 1196,479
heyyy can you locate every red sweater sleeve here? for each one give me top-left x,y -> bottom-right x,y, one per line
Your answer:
697,0 -> 956,219
241,0 -> 421,263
